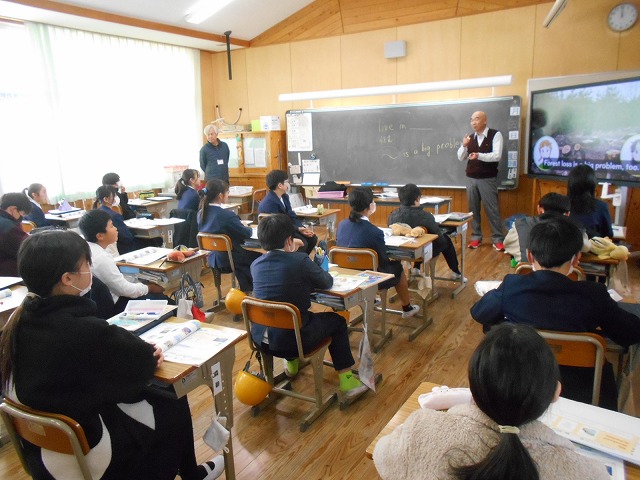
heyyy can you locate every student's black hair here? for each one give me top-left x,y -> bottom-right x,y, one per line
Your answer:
0,230 -> 92,390
266,170 -> 289,191
174,168 -> 200,199
450,323 -> 559,480
528,215 -> 583,268
79,209 -> 112,243
1,193 -> 33,214
23,183 -> 45,201
102,172 -> 120,186
198,179 -> 229,224
347,187 -> 374,222
568,164 -> 597,216
538,192 -> 570,215
258,214 -> 296,251
92,185 -> 117,209
398,183 -> 421,206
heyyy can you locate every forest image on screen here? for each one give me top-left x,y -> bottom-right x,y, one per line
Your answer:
529,77 -> 640,184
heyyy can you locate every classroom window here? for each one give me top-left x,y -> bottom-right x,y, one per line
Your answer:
0,21 -> 202,201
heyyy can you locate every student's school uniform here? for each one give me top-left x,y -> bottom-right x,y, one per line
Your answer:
25,200 -> 51,227
250,250 -> 355,370
0,209 -> 28,276
258,190 -> 317,254
116,191 -> 136,220
571,199 -> 614,239
471,270 -> 640,410
336,217 -> 402,290
177,187 -> 200,212
99,205 -> 138,254
198,205 -> 261,292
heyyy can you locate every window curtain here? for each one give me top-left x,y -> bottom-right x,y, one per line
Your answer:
0,21 -> 202,202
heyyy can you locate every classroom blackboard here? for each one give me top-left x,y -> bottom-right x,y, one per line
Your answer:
286,96 -> 521,189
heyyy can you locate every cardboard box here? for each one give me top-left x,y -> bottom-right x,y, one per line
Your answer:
260,115 -> 280,131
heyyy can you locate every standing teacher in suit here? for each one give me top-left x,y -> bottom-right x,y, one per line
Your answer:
457,111 -> 505,251
200,124 -> 230,183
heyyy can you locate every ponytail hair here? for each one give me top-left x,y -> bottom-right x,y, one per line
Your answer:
450,323 -> 559,480
198,179 -> 229,223
93,185 -> 117,209
347,187 -> 374,223
23,183 -> 45,201
174,169 -> 200,199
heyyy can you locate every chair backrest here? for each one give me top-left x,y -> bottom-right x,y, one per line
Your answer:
537,330 -> 607,405
251,189 -> 268,215
329,247 -> 378,271
515,262 -> 584,281
21,220 -> 37,233
0,399 -> 93,479
197,233 -> 235,272
110,205 -> 123,215
257,213 -> 274,224
170,208 -> 199,248
241,297 -> 305,358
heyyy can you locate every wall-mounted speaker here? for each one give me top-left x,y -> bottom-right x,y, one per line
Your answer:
384,40 -> 406,59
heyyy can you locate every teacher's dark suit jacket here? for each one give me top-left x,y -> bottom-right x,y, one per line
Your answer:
250,250 -> 332,351
471,269 -> 640,409
258,191 -> 303,228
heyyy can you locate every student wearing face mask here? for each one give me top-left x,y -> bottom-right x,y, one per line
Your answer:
0,193 -> 32,276
102,172 -> 136,220
336,187 -> 420,319
471,215 -> 640,411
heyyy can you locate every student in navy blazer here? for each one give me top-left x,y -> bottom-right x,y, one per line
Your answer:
337,187 -> 420,318
198,179 -> 260,293
93,185 -> 139,254
471,216 -> 640,411
258,169 -> 317,255
250,214 -> 368,399
23,183 -> 52,228
175,168 -> 202,212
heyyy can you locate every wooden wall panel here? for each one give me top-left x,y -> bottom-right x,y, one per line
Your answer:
245,44 -> 292,129
210,49 -> 250,126
617,25 -> 640,70
532,1 -> 619,78
200,52 -> 215,131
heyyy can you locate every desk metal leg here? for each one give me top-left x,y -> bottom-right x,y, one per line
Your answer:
451,224 -> 468,298
209,347 -> 237,480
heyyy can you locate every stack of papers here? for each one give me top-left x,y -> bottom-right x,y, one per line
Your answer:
115,247 -> 172,265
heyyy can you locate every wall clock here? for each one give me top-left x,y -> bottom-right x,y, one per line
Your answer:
608,3 -> 638,32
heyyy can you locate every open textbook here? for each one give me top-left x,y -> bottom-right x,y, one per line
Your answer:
139,320 -> 236,365
107,300 -> 176,334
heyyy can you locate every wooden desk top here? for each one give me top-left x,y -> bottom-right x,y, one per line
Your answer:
365,381 -> 640,479
580,253 -> 620,265
295,208 -> 340,219
441,215 -> 473,227
117,250 -> 207,272
154,318 -> 247,384
228,191 -> 253,199
386,233 -> 438,251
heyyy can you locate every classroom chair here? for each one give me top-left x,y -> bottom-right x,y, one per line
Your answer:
240,297 -> 337,432
197,233 -> 237,313
170,208 -> 199,248
328,246 -> 393,353
21,220 -> 37,233
257,213 -> 273,223
110,205 -> 123,215
241,188 -> 267,222
0,398 -> 94,480
537,330 -> 607,406
515,261 -> 585,281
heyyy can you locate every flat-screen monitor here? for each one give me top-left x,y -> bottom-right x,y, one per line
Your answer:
526,72 -> 640,185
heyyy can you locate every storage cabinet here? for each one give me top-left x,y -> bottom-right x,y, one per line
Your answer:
219,130 -> 286,180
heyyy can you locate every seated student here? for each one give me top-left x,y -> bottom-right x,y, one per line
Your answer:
568,164 -> 614,239
198,179 -> 261,293
504,192 -> 571,263
337,187 -> 420,319
93,185 -> 138,254
388,183 -> 463,280
373,323 -> 609,480
251,214 -> 368,399
0,192 -> 32,277
0,230 -> 223,480
79,209 -> 169,314
103,172 -> 136,220
23,183 -> 52,228
176,168 -> 202,212
471,216 -> 640,410
257,169 -> 317,255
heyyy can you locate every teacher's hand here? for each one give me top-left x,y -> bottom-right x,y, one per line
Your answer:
469,152 -> 479,160
462,135 -> 471,147
299,227 -> 314,237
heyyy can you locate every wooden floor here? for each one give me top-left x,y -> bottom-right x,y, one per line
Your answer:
1,241 -> 639,480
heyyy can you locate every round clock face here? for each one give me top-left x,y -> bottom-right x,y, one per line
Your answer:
608,3 -> 638,32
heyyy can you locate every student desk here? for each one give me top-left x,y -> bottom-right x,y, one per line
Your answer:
150,318 -> 247,480
365,381 -> 640,479
129,197 -> 173,218
116,250 -> 207,291
310,195 -> 452,214
227,189 -> 253,215
385,233 -> 439,341
44,210 -> 86,229
124,217 -> 185,247
437,216 -> 473,298
0,280 -> 27,328
295,208 -> 340,234
579,253 -> 619,287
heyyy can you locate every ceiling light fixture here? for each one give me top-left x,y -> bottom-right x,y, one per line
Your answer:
185,0 -> 235,25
